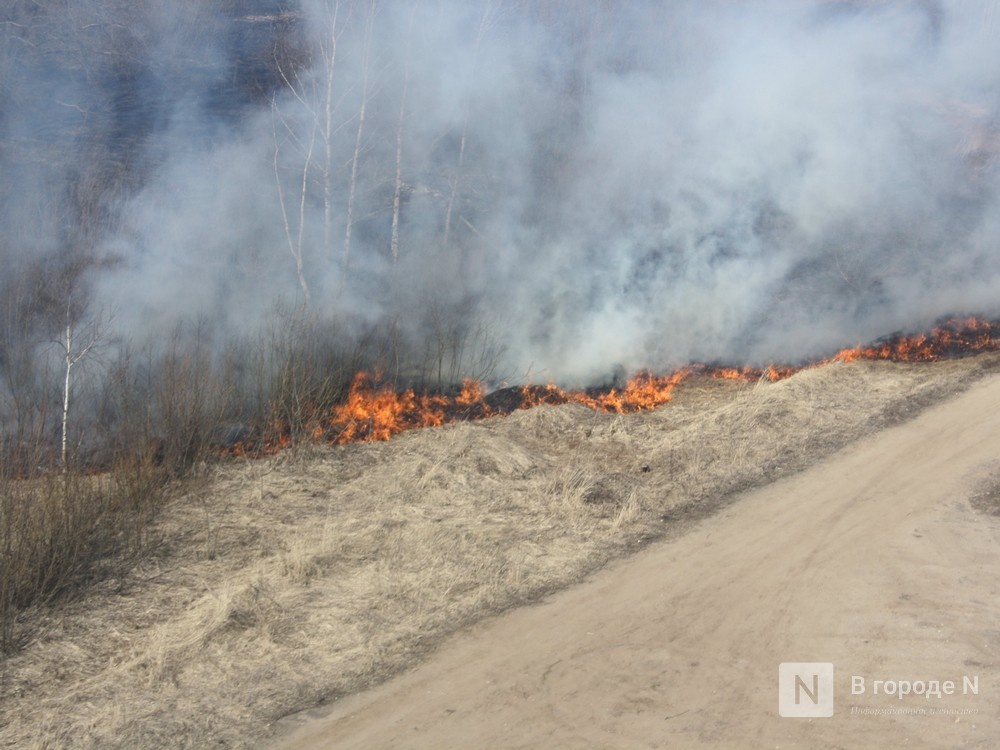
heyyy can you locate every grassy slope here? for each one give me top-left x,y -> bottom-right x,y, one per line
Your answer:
1,355 -> 997,749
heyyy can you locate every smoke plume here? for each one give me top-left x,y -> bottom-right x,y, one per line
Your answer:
4,0 -> 1000,385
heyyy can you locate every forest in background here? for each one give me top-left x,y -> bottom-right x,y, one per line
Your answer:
2,0 -> 999,471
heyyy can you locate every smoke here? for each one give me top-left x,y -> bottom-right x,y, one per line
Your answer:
5,0 -> 1000,385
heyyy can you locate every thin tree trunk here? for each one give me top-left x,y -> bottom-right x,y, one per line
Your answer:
59,300 -> 106,471
61,320 -> 72,471
341,0 -> 376,295
442,127 -> 466,252
272,99 -> 314,305
272,0 -> 345,305
296,124 -> 317,304
442,0 -> 498,254
323,1 -> 341,262
390,8 -> 414,267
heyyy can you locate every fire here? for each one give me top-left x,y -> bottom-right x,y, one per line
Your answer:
705,317 -> 1000,384
224,316 -> 1000,456
480,369 -> 690,416
244,369 -> 692,452
712,367 -> 746,381
326,372 -> 450,444
708,364 -> 794,383
829,316 -> 996,364
456,378 -> 488,408
579,369 -> 690,412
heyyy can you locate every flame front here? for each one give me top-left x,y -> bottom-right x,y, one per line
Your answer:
327,372 -> 450,444
316,368 -> 689,446
578,369 -> 690,412
225,316 -> 1000,456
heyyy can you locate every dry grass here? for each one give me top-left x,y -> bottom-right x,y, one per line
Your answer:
0,355 -> 998,749
0,465 -> 167,657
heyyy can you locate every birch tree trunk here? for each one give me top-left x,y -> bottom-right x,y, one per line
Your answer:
271,0 -> 345,306
322,0 -> 341,266
442,1 -> 499,256
58,299 -> 108,471
341,0 -> 376,295
272,97 -> 316,305
390,7 -> 415,267
61,319 -> 72,470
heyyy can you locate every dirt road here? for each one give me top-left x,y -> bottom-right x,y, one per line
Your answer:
268,373 -> 1000,749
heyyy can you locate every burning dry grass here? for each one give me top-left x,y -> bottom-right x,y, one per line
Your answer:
0,354 -> 998,749
227,316 -> 1000,456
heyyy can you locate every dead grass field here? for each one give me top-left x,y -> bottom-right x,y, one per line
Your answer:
1,355 -> 997,749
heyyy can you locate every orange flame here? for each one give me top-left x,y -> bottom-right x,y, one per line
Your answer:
456,378 -> 488,408
223,316 -> 1000,456
827,317 -> 994,364
709,364 -> 794,383
578,369 -> 690,412
328,372 -> 450,444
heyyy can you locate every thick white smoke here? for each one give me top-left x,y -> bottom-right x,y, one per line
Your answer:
6,1 -> 1000,385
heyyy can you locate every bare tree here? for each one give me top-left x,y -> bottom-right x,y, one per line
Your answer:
272,95 -> 316,304
340,0 -> 377,294
442,0 -> 502,257
0,269 -> 55,471
271,0 -> 352,304
390,3 -> 416,267
56,296 -> 113,470
318,0 -> 345,271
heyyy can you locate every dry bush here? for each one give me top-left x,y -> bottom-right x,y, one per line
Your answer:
0,309 -> 375,658
0,460 -> 167,655
250,309 -> 360,447
413,296 -> 507,387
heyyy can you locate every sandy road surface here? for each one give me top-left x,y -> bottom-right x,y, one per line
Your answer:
268,374 -> 1000,749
